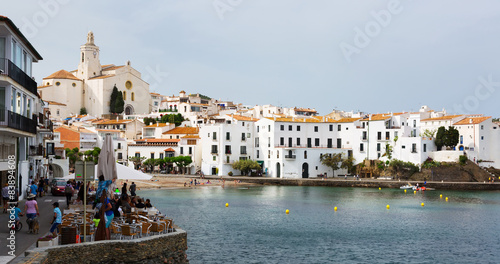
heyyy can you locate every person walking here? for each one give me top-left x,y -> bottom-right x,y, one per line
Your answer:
129,182 -> 136,197
50,202 -> 62,237
64,181 -> 74,208
2,183 -> 9,213
24,194 -> 39,233
30,181 -> 38,197
38,180 -> 44,197
121,183 -> 128,200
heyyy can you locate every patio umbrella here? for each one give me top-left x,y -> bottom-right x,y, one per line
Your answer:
95,134 -> 117,241
64,164 -> 152,180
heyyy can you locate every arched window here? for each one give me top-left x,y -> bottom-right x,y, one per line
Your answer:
131,92 -> 135,101
123,91 -> 126,100
81,52 -> 84,62
304,150 -> 307,159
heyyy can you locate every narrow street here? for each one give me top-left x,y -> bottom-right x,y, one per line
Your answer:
0,192 -> 70,263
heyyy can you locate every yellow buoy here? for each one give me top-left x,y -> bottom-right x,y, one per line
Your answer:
440,194 -> 443,198
445,197 -> 448,201
421,203 -> 425,207
285,209 -> 289,214
414,190 -> 417,194
404,189 -> 407,193
386,205 -> 390,209
225,203 -> 229,207
379,187 -> 381,190
334,207 -> 338,211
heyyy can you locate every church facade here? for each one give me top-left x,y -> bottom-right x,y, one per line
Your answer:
38,32 -> 150,119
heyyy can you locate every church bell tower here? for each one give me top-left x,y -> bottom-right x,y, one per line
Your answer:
77,31 -> 102,80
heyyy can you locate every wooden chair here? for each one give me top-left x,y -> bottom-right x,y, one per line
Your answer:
79,224 -> 95,242
140,222 -> 152,237
110,224 -> 121,240
150,222 -> 164,235
120,225 -> 137,240
163,219 -> 174,233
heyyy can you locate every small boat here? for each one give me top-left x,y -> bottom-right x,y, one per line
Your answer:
400,184 -> 414,189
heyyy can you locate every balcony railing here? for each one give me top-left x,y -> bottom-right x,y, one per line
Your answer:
285,154 -> 296,159
0,108 -> 37,134
0,58 -> 37,95
275,144 -> 339,149
29,145 -> 44,156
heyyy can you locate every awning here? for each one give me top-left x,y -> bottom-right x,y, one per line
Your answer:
257,161 -> 264,166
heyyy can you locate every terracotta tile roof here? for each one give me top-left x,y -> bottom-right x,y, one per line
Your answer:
102,66 -> 124,71
88,74 -> 115,80
332,117 -> 362,123
37,85 -> 52,89
163,127 -> 199,135
265,117 -> 336,123
43,70 -> 81,81
135,139 -> 180,143
421,115 -> 463,122
453,116 -> 491,125
96,129 -> 121,133
44,100 -> 66,106
228,115 -> 259,122
361,114 -> 391,121
92,119 -> 132,125
56,125 -> 95,134
164,148 -> 175,152
150,92 -> 161,95
294,108 -> 317,113
181,135 -> 200,139
189,103 -> 209,106
144,123 -> 169,128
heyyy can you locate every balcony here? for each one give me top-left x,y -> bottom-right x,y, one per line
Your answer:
0,58 -> 37,95
0,108 -> 37,135
285,154 -> 296,159
29,145 -> 44,156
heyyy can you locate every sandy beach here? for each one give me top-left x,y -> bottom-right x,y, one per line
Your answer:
115,175 -> 255,190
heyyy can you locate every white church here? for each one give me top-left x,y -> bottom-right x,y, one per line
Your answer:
38,32 -> 150,119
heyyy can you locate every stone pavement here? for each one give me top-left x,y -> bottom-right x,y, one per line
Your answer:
0,192 -> 69,263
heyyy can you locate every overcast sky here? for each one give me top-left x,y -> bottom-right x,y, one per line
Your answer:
5,0 -> 500,117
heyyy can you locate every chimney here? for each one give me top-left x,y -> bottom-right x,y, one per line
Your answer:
469,119 -> 473,124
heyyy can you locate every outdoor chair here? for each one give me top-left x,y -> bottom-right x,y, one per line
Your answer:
163,219 -> 174,233
140,222 -> 152,237
120,225 -> 138,240
79,224 -> 95,242
150,222 -> 164,235
110,224 -> 121,240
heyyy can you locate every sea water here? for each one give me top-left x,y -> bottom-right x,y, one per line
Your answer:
143,186 -> 500,264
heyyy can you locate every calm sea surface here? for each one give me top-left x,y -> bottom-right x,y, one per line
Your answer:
142,185 -> 500,264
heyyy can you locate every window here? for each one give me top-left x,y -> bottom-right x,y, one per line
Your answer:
242,122 -> 245,126
307,138 -> 312,148
413,120 -> 416,127
289,125 -> 292,131
337,138 -> 342,148
280,137 -> 284,146
412,143 -> 417,153
187,139 -> 196,145
423,144 -> 427,152
296,138 -> 301,146
362,131 -> 367,140
297,125 -> 301,131
377,143 -> 381,152
240,146 -> 247,155
226,132 -> 231,140
268,150 -> 271,158
268,125 -> 271,132
314,126 -> 318,132
211,145 -> 218,154
150,153 -> 155,159
225,145 -> 231,154
315,138 -> 320,147
377,132 -> 382,140
329,124 -> 333,131
131,92 -> 135,101
394,131 -> 398,138
280,125 -> 284,131
118,153 -> 123,160
213,156 -> 216,161
159,153 -> 163,159
257,126 -> 260,132
255,137 -> 259,147
227,156 -> 230,163
213,132 -> 217,140
268,137 -> 270,147
277,151 -> 279,158
189,147 -> 192,155
117,143 -> 121,149
338,125 -> 341,131
386,132 -> 390,140
257,150 -> 260,159
481,125 -> 484,130
180,147 -> 184,155
304,151 -> 307,159
327,138 -> 333,148
135,152 -> 140,158
460,135 -> 463,144
360,143 -> 364,152
241,133 -> 246,141
481,136 -> 484,140
123,91 -> 126,100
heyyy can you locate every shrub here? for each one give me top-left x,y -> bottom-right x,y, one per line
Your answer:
459,155 -> 467,165
228,171 -> 233,176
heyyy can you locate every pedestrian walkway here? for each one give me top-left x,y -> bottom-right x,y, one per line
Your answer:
0,194 -> 64,263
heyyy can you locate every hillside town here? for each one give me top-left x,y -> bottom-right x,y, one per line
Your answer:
1,18 -> 499,202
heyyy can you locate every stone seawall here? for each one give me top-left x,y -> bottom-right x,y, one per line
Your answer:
23,229 -> 188,264
227,177 -> 500,191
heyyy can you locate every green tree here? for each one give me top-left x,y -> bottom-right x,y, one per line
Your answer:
320,153 -> 343,172
110,85 -> 119,113
383,144 -> 393,160
435,126 -> 446,150
65,147 -> 82,168
341,155 -> 356,174
444,126 -> 459,149
172,156 -> 193,174
143,117 -> 156,126
80,107 -> 87,115
114,91 -> 124,114
128,156 -> 146,170
232,159 -> 261,176
83,147 -> 100,164
420,129 -> 436,138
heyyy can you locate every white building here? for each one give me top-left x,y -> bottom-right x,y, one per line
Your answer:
38,31 -> 150,118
